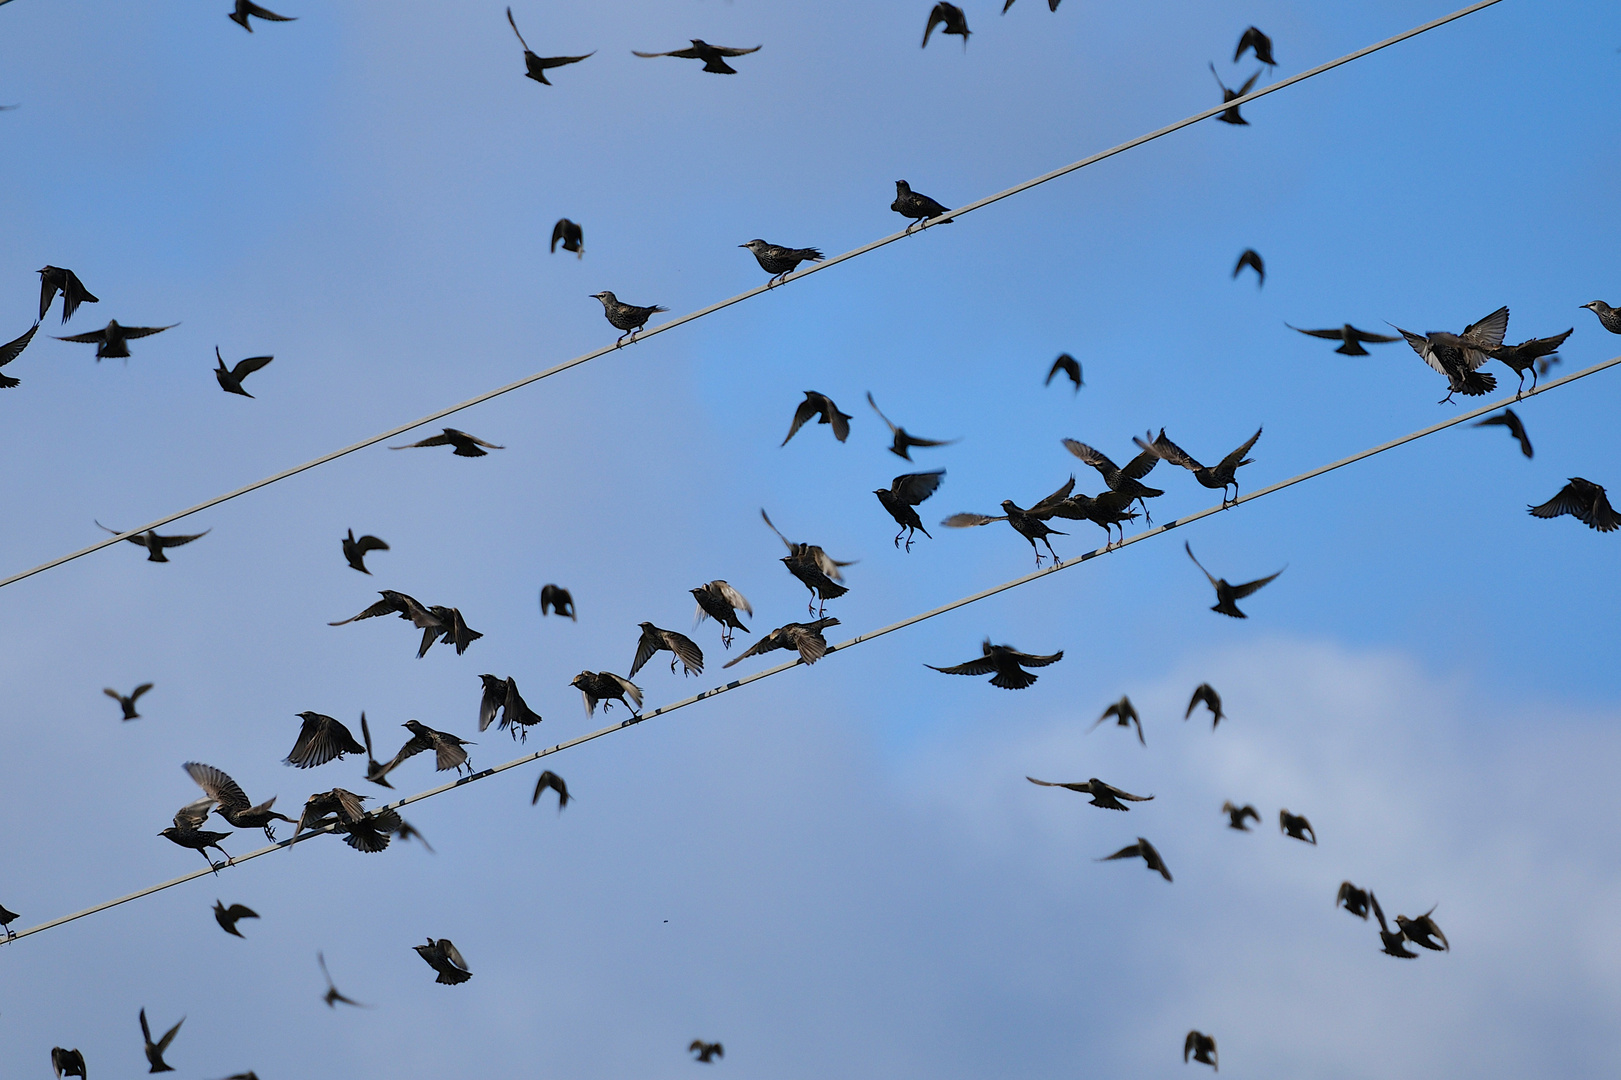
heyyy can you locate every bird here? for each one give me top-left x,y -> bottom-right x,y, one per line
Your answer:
1391,306 -> 1509,403
1234,25 -> 1275,65
571,671 -> 643,716
96,523 -> 211,563
1185,542 -> 1283,618
1091,695 -> 1145,745
1395,906 -> 1448,952
104,682 -> 153,720
690,1040 -> 724,1063
875,470 -> 944,551
479,675 -> 544,740
1135,427 -> 1261,507
0,901 -> 19,939
424,606 -> 490,657
762,509 -> 854,613
1336,881 -> 1371,919
38,266 -> 99,323
741,239 -> 824,286
1473,409 -> 1532,458
229,0 -> 294,30
342,529 -> 389,573
389,427 -> 504,457
283,711 -> 367,768
551,217 -> 585,255
891,180 -> 954,230
591,291 -> 667,343
1184,1030 -> 1218,1070
415,938 -> 473,984
1286,322 -> 1402,356
783,391 -> 853,446
1489,328 -> 1573,395
1580,300 -> 1621,334
358,712 -> 394,788
0,322 -> 39,388
927,639 -> 1063,690
1221,802 -> 1260,830
52,1048 -> 88,1079
213,347 -> 272,397
1209,64 -> 1261,124
295,787 -> 370,835
506,8 -> 593,85
922,3 -> 970,48
184,762 -> 296,839
1026,776 -> 1153,811
1062,439 -> 1164,520
867,393 -> 958,460
374,720 -> 473,783
540,584 -> 576,620
1529,478 -> 1619,532
631,622 -> 704,678
1370,892 -> 1417,958
1045,353 -> 1082,392
941,477 -> 1076,567
318,951 -> 367,1008
1232,248 -> 1264,286
723,617 -> 840,669
212,900 -> 258,937
1185,683 -> 1225,728
1279,809 -> 1316,844
532,769 -> 570,809
1041,487 -> 1140,548
692,580 -> 752,646
633,40 -> 761,74
1097,837 -> 1172,881
160,798 -> 234,873
140,1008 -> 184,1073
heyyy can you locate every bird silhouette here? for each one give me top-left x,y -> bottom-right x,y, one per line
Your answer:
782,391 -> 852,446
213,347 -> 272,397
1222,802 -> 1259,830
360,713 -> 398,786
184,762 -> 295,839
891,180 -> 954,229
1185,542 -> 1283,618
0,322 -> 39,388
140,1007 -> 184,1072
283,711 -> 367,769
631,622 -> 704,678
38,266 -> 99,323
1045,353 -> 1082,392
741,239 -> 823,286
1489,328 -> 1572,395
633,40 -> 760,74
1026,776 -> 1152,811
105,682 -> 153,720
922,3 -> 970,48
160,798 -> 233,873
927,639 -> 1063,690
540,584 -> 576,620
1279,809 -> 1316,844
97,522 -> 210,562
1091,695 -> 1145,745
1234,25 -> 1275,65
1209,64 -> 1261,124
0,900 -> 19,939
1392,306 -> 1508,403
318,952 -> 368,1008
1097,837 -> 1172,881
762,509 -> 854,613
52,1047 -> 88,1079
723,618 -> 840,669
590,291 -> 667,343
390,428 -> 504,456
1370,892 -> 1417,958
1473,409 -> 1532,458
867,392 -> 958,460
1135,427 -> 1261,507
1062,439 -> 1164,520
1336,881 -> 1371,919
212,900 -> 258,937
1232,248 -> 1264,286
1286,322 -> 1401,356
479,676 -> 544,741
506,8 -> 593,85
1185,683 -> 1225,728
1395,906 -> 1448,952
342,529 -> 389,573
415,938 -> 473,984
940,477 -> 1075,567
532,769 -> 570,809
551,217 -> 585,254
374,720 -> 473,783
1529,478 -> 1618,532
690,1040 -> 724,1063
692,580 -> 752,646
571,671 -> 643,716
1184,1030 -> 1218,1070
229,0 -> 294,31
875,470 -> 944,551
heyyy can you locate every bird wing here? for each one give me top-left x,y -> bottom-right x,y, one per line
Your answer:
155,1016 -> 184,1053
632,47 -> 695,58
104,687 -> 123,701
1099,842 -> 1143,862
1235,26 -> 1262,61
56,328 -> 109,343
1461,305 -> 1510,351
605,673 -> 643,709
1391,325 -> 1450,375
174,796 -> 217,829
1061,439 -> 1118,476
230,355 -> 273,378
1233,249 -> 1263,277
1528,483 -> 1586,520
184,762 -> 251,810
899,433 -> 957,450
759,508 -> 795,551
926,656 -> 1000,676
891,469 -> 945,506
538,52 -> 593,68
1006,649 -> 1063,668
1347,326 -> 1401,344
1287,324 -> 1349,340
787,625 -> 831,665
454,430 -> 505,449
1185,684 -> 1212,719
629,628 -> 661,678
156,529 -> 209,548
1216,427 -> 1263,472
226,903 -> 258,920
430,732 -> 469,772
1096,781 -> 1153,801
0,322 -> 38,367
665,629 -> 704,673
713,580 -> 751,616
1228,569 -> 1283,599
140,1007 -> 154,1047
130,682 -> 154,701
722,634 -> 775,668
782,396 -> 819,445
119,324 -> 179,340
1184,1030 -> 1197,1061
1184,542 -> 1220,588
505,6 -> 533,51
243,1 -> 294,19
1136,429 -> 1201,470
1236,69 -> 1261,96
923,4 -> 946,46
1028,476 -> 1077,516
941,512 -> 1006,527
1026,777 -> 1090,792
392,432 -> 454,449
1119,448 -> 1161,482
440,939 -> 470,971
865,391 -> 900,435
710,44 -> 761,56
354,534 -> 388,555
329,595 -> 400,625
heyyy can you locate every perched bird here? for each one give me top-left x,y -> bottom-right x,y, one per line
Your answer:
1232,248 -> 1264,286
1395,906 -> 1449,952
1097,837 -> 1172,882
741,239 -> 824,286
1286,322 -> 1402,356
891,180 -> 954,230
1370,892 -> 1417,958
690,1041 -> 724,1063
591,291 -> 667,343
374,720 -> 473,783
633,40 -> 761,74
631,622 -> 704,678
330,589 -> 440,632
532,769 -> 570,809
1336,881 -> 1371,919
506,8 -> 593,85
551,217 -> 585,255
1580,300 -> 1621,334
1489,328 -> 1572,395
140,1008 -> 184,1073
283,711 -> 367,769
1392,306 -> 1509,403
479,675 -> 544,740
1045,353 -> 1082,392
1042,487 -> 1140,548
1279,809 -> 1316,844
52,1048 -> 88,1080
1184,1030 -> 1218,1070
1209,64 -> 1261,124
213,347 -> 272,397
941,477 -> 1075,567
1091,695 -> 1145,745
212,900 -> 258,937
1,901 -> 19,939
0,321 -> 39,388
1221,802 -> 1260,830
1185,542 -> 1283,618
692,580 -> 752,646
922,3 -> 970,48
1062,439 -> 1164,519
97,522 -> 210,563
762,509 -> 854,613
540,584 -> 577,620
783,391 -> 852,447
342,529 -> 389,573
875,469 -> 944,551
160,798 -> 234,873
184,762 -> 295,839
1473,409 -> 1532,458
104,682 -> 153,720
867,393 -> 957,460
58,319 -> 178,359
1234,25 -> 1275,65
415,938 -> 473,984
1135,427 -> 1261,507
1185,683 -> 1225,728
723,617 -> 840,668
571,671 -> 643,716
318,951 -> 367,1008
38,265 -> 99,323
927,639 -> 1063,690
1529,478 -> 1619,532
229,0 -> 295,31
1026,776 -> 1153,811
389,427 -> 504,457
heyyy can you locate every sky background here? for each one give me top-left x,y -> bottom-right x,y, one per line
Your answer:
2,0 -> 1619,1076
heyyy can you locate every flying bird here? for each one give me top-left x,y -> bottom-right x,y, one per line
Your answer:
1221,801 -> 1259,830
1097,837 -> 1172,881
1062,439 -> 1164,519
922,3 -> 970,48
1045,353 -> 1082,392
571,671 -> 643,716
364,714 -> 401,786
1370,892 -> 1417,958
105,682 -> 153,720
0,322 -> 39,387
283,711 -> 367,769
891,180 -> 954,229
1091,695 -> 1144,745
927,639 -> 1063,690
1135,427 -> 1261,507
52,1048 -> 88,1080
296,787 -> 369,834
762,509 -> 854,613
389,427 -> 504,457
318,952 -> 367,1008
1185,683 -> 1225,728
38,265 -> 99,323
1279,809 -> 1316,844
691,580 -> 752,646
1391,305 -> 1508,403
140,1008 -> 184,1073
633,40 -> 761,74
506,8 -> 593,85
410,605 -> 478,656
1234,25 -> 1275,65
1472,409 -> 1532,458
415,937 -> 473,984
1580,300 -> 1621,334
330,589 -> 440,631
540,584 -> 576,619
532,769 -> 570,809
184,762 -> 296,839
782,391 -> 852,447
373,720 -> 473,783
1336,881 -> 1370,919
867,392 -> 958,460
97,522 -> 210,563
875,469 -> 944,551
591,291 -> 667,343
741,239 -> 824,286
1026,776 -> 1153,811
212,900 -> 258,937
160,798 -> 234,873
1232,248 -> 1264,286
1488,328 -> 1572,395
342,529 -> 389,573
479,675 -> 544,740
941,477 -> 1075,567
631,622 -> 704,678
1185,542 -> 1283,618
551,217 -> 585,254
229,0 -> 295,30
690,1041 -> 724,1063
1528,478 -> 1619,532
723,617 -> 840,669
1184,1030 -> 1218,1070
1041,487 -> 1140,548
213,347 -> 272,397
1395,906 -> 1448,952
1286,322 -> 1401,356
1209,64 -> 1260,124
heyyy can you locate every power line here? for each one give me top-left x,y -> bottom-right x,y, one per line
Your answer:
7,348 -> 1610,950
0,0 -> 1507,596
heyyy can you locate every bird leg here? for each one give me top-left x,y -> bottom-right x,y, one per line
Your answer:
1042,538 -> 1062,566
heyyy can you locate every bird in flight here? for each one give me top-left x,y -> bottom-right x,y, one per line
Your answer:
923,3 -> 971,48
691,580 -> 752,647
1091,694 -> 1144,745
762,509 -> 853,614
690,1041 -> 724,1063
1286,322 -> 1401,356
891,180 -> 954,230
1232,248 -> 1264,286
927,639 -> 1063,690
506,8 -> 593,85
540,584 -> 576,620
318,952 -> 368,1008
1222,801 -> 1259,830
1185,683 -> 1225,728
590,291 -> 667,343
390,428 -> 504,457
571,670 -> 643,716
415,937 -> 473,984
0,322 -> 38,388
1026,776 -> 1152,811
58,320 -> 177,360
342,529 -> 389,574
480,676 -> 544,741
284,710 -> 367,769
532,769 -> 570,809
1370,892 -> 1417,958
1473,409 -> 1532,458
633,40 -> 760,74
1063,439 -> 1164,520
1395,906 -> 1448,952
1528,478 -> 1618,532
630,622 -> 704,678
1391,305 -> 1508,403
783,391 -> 852,446
52,1047 -> 88,1080
139,1007 -> 184,1073
1184,1030 -> 1218,1070
941,477 -> 1075,567
105,682 -> 153,720
1488,328 -> 1572,395
97,523 -> 210,563
185,761 -> 296,839
1336,881 -> 1371,919
213,900 -> 258,937
1097,837 -> 1172,881
1185,542 -> 1283,618
229,0 -> 295,31
867,392 -> 958,460
741,239 -> 824,286
1580,300 -> 1621,334
1234,25 -> 1275,65
212,347 -> 272,398
372,720 -> 474,784
875,469 -> 944,551
1045,353 -> 1082,392
1135,427 -> 1261,508
1279,809 -> 1316,844
723,617 -> 840,669
1209,64 -> 1261,124
551,217 -> 585,255
160,797 -> 234,873
38,265 -> 99,323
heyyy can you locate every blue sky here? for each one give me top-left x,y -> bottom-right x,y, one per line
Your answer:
2,0 -> 1619,1076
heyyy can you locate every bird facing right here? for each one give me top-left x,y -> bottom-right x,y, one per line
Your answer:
1185,542 -> 1283,618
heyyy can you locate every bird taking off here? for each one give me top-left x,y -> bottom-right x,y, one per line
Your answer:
1473,409 -> 1532,458
1529,478 -> 1619,532
762,509 -> 854,614
875,469 -> 944,551
0,322 -> 38,388
1580,300 -> 1621,334
927,639 -> 1063,690
540,584 -> 576,619
1222,801 -> 1259,830
1135,427 -> 1261,508
230,0 -> 295,30
213,900 -> 258,937
1185,542 -> 1283,618
923,3 -> 970,48
1286,322 -> 1401,356
690,1041 -> 724,1063
1234,25 -> 1275,65
630,622 -> 704,678
1045,353 -> 1082,392
1279,808 -> 1316,844
633,40 -> 760,74
551,218 -> 584,255
506,8 -> 593,85
692,580 -> 751,646
590,291 -> 667,343
783,391 -> 852,446
1097,837 -> 1172,881
1232,249 -> 1264,286
1210,64 -> 1260,124
1391,305 -> 1509,403
1063,439 -> 1164,520
139,1007 -> 184,1073
722,618 -> 840,669
941,477 -> 1074,567
58,320 -> 177,360
571,671 -> 642,716
390,428 -> 504,457
1092,695 -> 1144,745
891,180 -> 954,230
1026,776 -> 1153,811
867,392 -> 958,459
342,529 -> 389,573
97,522 -> 210,563
1185,683 -> 1225,728
38,266 -> 99,323
213,347 -> 272,397
1489,328 -> 1572,395
105,682 -> 153,720
1184,1030 -> 1218,1070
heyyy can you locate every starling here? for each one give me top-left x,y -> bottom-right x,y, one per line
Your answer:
783,391 -> 852,446
1026,775 -> 1153,811
415,937 -> 473,984
283,711 -> 367,769
52,1048 -> 88,1079
1580,300 -> 1621,334
0,321 -> 39,388
1279,808 -> 1316,844
1222,801 -> 1259,830
630,622 -> 704,678
722,617 -> 840,668
1286,322 -> 1402,356
1135,427 -> 1261,507
632,40 -> 761,74
229,0 -> 294,30
38,265 -> 99,323
479,675 -> 544,740
540,584 -> 577,619
1370,892 -> 1417,958
506,8 -> 593,85
741,239 -> 824,286
591,290 -> 667,343
891,180 -> 954,230
1234,25 -> 1275,65
875,469 -> 944,551
922,3 -> 970,48
318,951 -> 367,1008
1097,837 -> 1172,882
0,901 -> 19,939
1472,408 -> 1532,458
160,799 -> 234,874
184,762 -> 296,839
212,900 -> 258,937
140,1008 -> 184,1073
213,347 -> 272,397
1091,695 -> 1144,745
330,589 -> 441,632
1185,683 -> 1225,728
1184,1030 -> 1218,1070
419,605 -> 482,657
927,639 -> 1063,689
532,769 -> 570,809
762,509 -> 854,613
1232,248 -> 1264,286
1391,305 -> 1508,403
551,217 -> 585,254
373,720 -> 473,782
941,477 -> 1075,567
389,427 -> 504,456
295,787 -> 370,835
1209,64 -> 1261,124
342,529 -> 389,573
96,522 -> 210,562
1185,542 -> 1283,618
690,1041 -> 724,1063
1528,478 -> 1619,532
1336,881 -> 1370,919
1045,353 -> 1082,392
1488,328 -> 1572,395
572,670 -> 643,716
867,393 -> 958,460
104,682 -> 153,720
1062,439 -> 1164,520
692,580 -> 752,646
58,319 -> 178,359
1395,906 -> 1448,952
1041,487 -> 1139,548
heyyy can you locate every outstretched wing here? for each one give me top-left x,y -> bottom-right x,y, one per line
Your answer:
131,682 -> 153,701
1184,542 -> 1220,588
1529,483 -> 1585,520
1006,649 -> 1062,667
941,512 -> 1006,527
1347,326 -> 1401,344
1136,430 -> 1201,471
632,47 -> 696,59
230,355 -> 274,378
865,391 -> 902,436
1026,776 -> 1089,793
391,432 -> 454,449
184,762 -> 250,810
1286,324 -> 1348,341
1216,427 -> 1263,472
244,1 -> 295,19
156,529 -> 209,548
1461,305 -> 1509,351
629,628 -> 660,679
925,656 -> 999,676
119,324 -> 179,340
506,6 -> 533,51
1228,569 -> 1283,599
57,328 -> 109,343
923,4 -> 947,46
759,508 -> 795,551
0,322 -> 38,368
713,580 -> 751,616
711,44 -> 761,57
1061,439 -> 1117,475
891,470 -> 944,506
782,396 -> 819,445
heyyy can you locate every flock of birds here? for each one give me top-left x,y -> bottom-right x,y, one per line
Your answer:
7,5 -> 1620,1079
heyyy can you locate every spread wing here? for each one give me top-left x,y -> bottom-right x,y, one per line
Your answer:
156,529 -> 209,548
710,44 -> 761,56
230,355 -> 273,378
941,512 -> 1005,527
391,432 -> 454,449
1217,427 -> 1263,471
57,328 -> 109,343
923,4 -> 947,46
1235,26 -> 1267,61
1098,842 -> 1143,862
173,796 -> 216,830
1095,781 -> 1153,801
354,534 -> 388,555
537,52 -> 593,69
440,939 -> 470,972
629,628 -> 661,678
1347,325 -> 1400,344
330,595 -> 400,625
890,470 -> 944,506
505,6 -> 532,51
926,656 -> 999,676
713,581 -> 751,616
243,1 -> 294,19
1461,305 -> 1509,350
1529,482 -> 1586,520
782,396 -> 819,445
0,322 -> 38,367
1006,649 -> 1062,667
1026,777 -> 1090,793
1236,69 -> 1261,96
759,508 -> 795,551
1184,542 -> 1220,588
1029,476 -> 1077,515
865,391 -> 900,435
1136,429 -> 1201,470
1287,324 -> 1347,340
132,682 -> 153,701
632,47 -> 699,59
1061,439 -> 1119,476
184,762 -> 250,810
120,324 -> 179,340
1228,569 -> 1283,599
